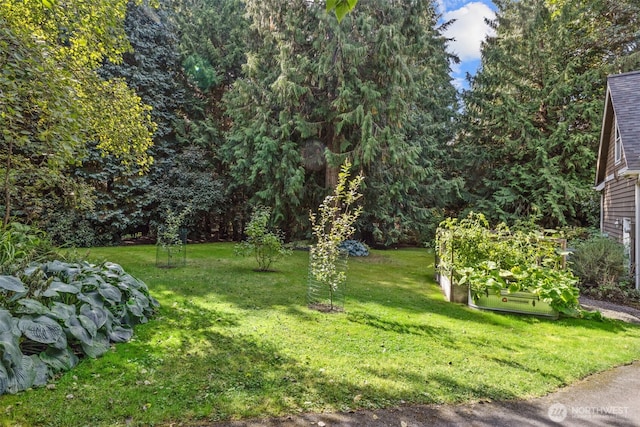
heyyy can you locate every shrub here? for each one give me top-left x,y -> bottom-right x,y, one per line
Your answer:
0,260 -> 159,395
339,240 -> 369,257
569,235 -> 627,287
235,206 -> 290,272
0,222 -> 58,274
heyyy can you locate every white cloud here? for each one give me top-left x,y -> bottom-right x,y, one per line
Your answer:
442,2 -> 496,62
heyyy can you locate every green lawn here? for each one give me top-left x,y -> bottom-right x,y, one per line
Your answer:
3,244 -> 640,426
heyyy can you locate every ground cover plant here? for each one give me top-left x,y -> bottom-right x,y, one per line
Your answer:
2,244 -> 640,426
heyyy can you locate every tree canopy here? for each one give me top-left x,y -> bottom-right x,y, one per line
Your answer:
458,0 -> 640,228
0,0 -> 155,226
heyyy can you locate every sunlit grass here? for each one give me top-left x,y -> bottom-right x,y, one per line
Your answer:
2,244 -> 640,426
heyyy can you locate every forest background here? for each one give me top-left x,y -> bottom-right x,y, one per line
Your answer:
1,0 -> 639,248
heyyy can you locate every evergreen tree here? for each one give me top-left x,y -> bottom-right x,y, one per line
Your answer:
172,0 -> 249,240
42,1 -> 186,246
224,0 -> 459,243
0,0 -> 155,228
459,0 -> 640,228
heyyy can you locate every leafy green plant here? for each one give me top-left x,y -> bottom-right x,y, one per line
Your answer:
460,262 -> 581,316
235,206 -> 291,272
0,260 -> 159,395
309,160 -> 364,310
570,235 -> 627,287
437,212 -> 585,317
0,222 -> 58,274
156,207 -> 191,267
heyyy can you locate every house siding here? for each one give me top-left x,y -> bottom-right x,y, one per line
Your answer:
602,177 -> 635,241
601,117 -> 636,272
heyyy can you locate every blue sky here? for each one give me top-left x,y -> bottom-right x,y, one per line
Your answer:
437,0 -> 497,91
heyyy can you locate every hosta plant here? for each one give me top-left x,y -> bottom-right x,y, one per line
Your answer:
0,260 -> 159,395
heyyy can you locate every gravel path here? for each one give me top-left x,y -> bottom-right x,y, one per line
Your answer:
579,296 -> 640,323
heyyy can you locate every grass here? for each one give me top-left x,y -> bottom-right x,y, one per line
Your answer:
2,243 -> 640,426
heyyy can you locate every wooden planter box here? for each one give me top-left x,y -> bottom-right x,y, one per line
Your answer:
437,272 -> 469,304
469,289 -> 558,319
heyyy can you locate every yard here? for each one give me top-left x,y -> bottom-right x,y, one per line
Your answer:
2,244 -> 640,426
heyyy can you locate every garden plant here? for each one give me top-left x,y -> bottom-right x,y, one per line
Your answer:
436,213 -> 583,316
235,205 -> 291,272
308,160 -> 364,310
156,207 -> 191,268
0,223 -> 158,396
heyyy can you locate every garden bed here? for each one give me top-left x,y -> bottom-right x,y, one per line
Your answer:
469,289 -> 559,319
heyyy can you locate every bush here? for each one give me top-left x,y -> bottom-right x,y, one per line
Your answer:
570,235 -> 627,287
235,206 -> 290,272
0,260 -> 159,395
0,222 -> 58,274
339,240 -> 369,257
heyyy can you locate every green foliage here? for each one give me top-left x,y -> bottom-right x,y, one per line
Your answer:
309,161 -> 363,309
570,235 -> 627,287
224,0 -> 459,243
326,0 -> 358,22
0,222 -> 58,274
156,207 -> 191,268
459,0 -> 640,228
0,260 -> 159,395
460,262 -> 581,316
235,206 -> 290,272
0,0 -> 155,226
437,212 -> 584,316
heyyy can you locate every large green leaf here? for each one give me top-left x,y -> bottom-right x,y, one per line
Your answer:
0,364 -> 8,395
80,304 -> 108,329
17,315 -> 64,344
78,314 -> 97,338
42,280 -> 80,297
80,332 -> 110,358
108,325 -> 133,343
39,347 -> 78,372
77,290 -> 104,308
16,299 -> 50,315
0,313 -> 22,369
98,283 -> 122,305
28,354 -> 49,387
49,302 -> 76,321
65,316 -> 92,345
0,276 -> 26,293
126,299 -> 144,318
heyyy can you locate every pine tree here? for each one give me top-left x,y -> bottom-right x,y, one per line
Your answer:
224,0 -> 459,243
459,0 -> 640,228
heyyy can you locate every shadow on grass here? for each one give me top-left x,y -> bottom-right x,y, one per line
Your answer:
346,311 -> 457,345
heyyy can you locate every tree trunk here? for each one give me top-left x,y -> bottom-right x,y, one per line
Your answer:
324,127 -> 340,190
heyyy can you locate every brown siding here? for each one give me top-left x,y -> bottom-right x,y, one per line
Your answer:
602,178 -> 635,242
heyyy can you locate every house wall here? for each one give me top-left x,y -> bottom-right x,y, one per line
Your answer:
602,177 -> 635,241
601,119 -> 636,273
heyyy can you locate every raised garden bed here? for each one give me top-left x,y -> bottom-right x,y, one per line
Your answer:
469,289 -> 559,319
